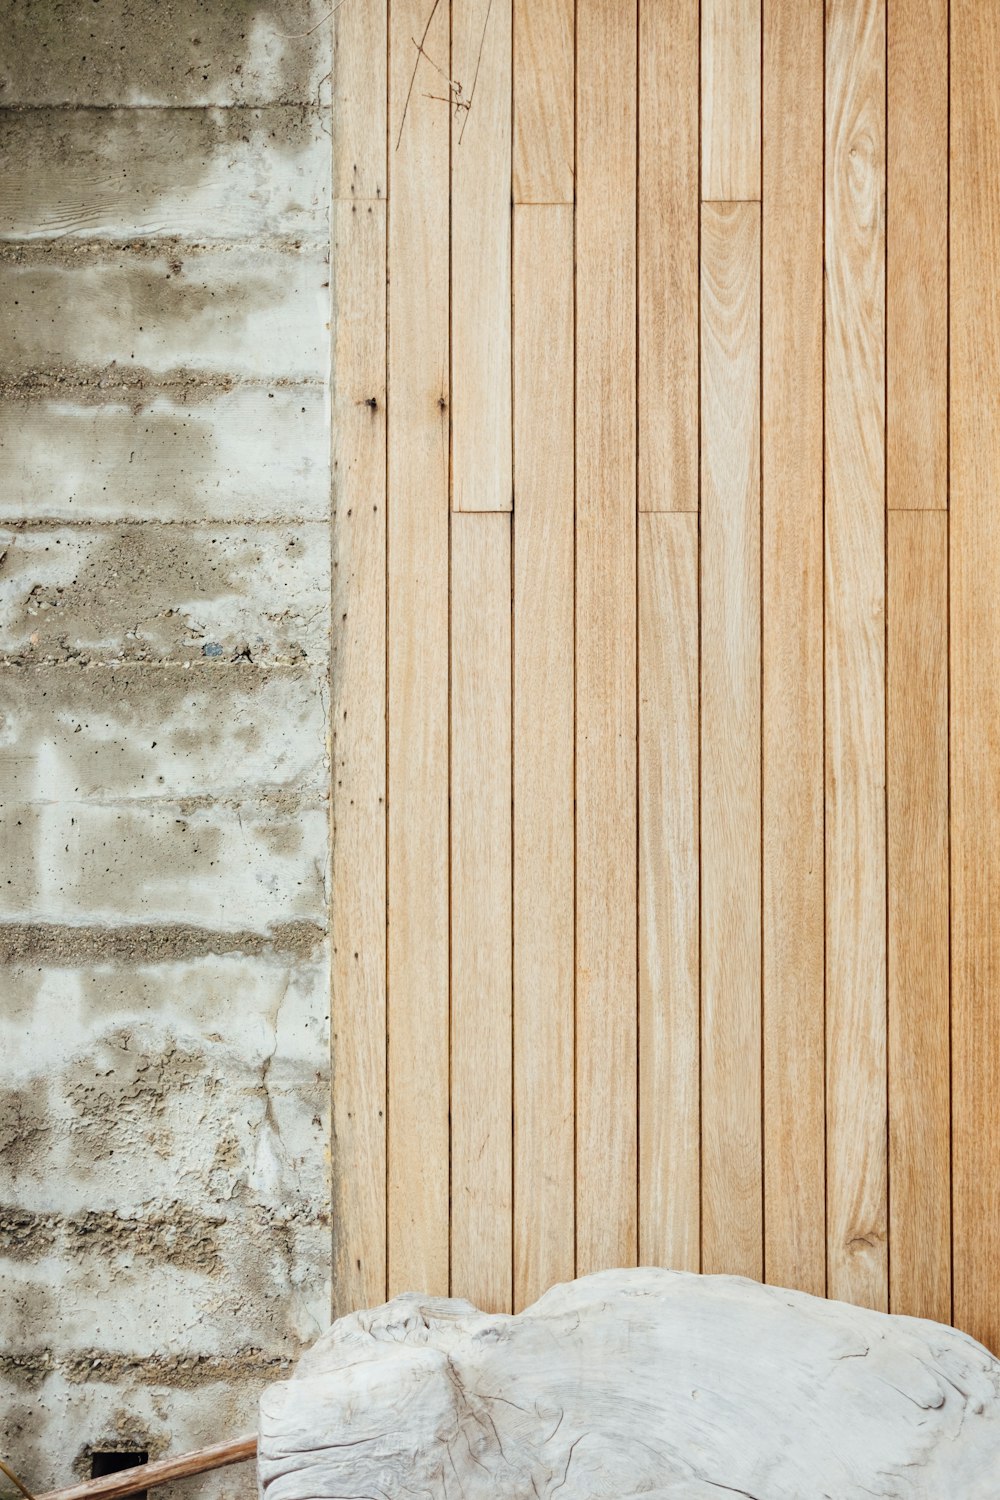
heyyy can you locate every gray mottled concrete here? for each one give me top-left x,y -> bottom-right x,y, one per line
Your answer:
0,2 -> 332,1494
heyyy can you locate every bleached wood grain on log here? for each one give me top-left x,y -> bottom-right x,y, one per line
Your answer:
258,1268 -> 1000,1497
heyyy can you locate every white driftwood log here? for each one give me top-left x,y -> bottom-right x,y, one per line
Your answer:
258,1268 -> 1000,1498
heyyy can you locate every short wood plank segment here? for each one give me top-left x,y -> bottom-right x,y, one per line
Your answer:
887,511 -> 950,1325
887,0 -> 947,511
331,199 -> 388,1317
512,204 -> 575,1311
513,0 -> 574,202
761,0 -> 825,1299
333,0 -> 387,200
700,201 -> 762,1280
451,512 -> 513,1313
575,0 -> 638,1275
824,0 -> 887,1312
951,0 -> 1000,1355
702,0 -> 761,201
639,0 -> 699,512
386,0 -> 451,1299
639,512 -> 700,1273
452,0 -> 512,512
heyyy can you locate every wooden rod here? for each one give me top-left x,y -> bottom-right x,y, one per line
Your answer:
35,1437 -> 258,1500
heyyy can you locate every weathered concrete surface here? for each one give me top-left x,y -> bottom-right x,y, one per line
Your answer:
0,2 -> 332,1495
0,798 -> 328,927
0,389 -> 329,522
0,0 -> 333,107
1,246 -> 328,382
2,954 -> 329,1487
0,525 -> 329,663
0,108 -> 330,242
0,666 -> 326,801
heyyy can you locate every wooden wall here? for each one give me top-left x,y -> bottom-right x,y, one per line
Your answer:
331,0 -> 1000,1353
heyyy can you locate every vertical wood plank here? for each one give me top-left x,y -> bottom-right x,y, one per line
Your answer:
702,0 -> 761,201
386,0 -> 451,1299
951,0 -> 1000,1355
639,0 -> 699,513
451,511 -> 513,1313
333,0 -> 387,201
453,0 -> 512,512
639,512 -> 700,1273
331,0 -> 387,1319
825,0 -> 887,1312
331,198 -> 387,1316
575,0 -> 638,1275
761,0 -> 825,1298
887,511 -> 950,1324
513,0 -> 574,203
700,200 -> 762,1280
887,0 -> 947,511
512,203 -> 575,1311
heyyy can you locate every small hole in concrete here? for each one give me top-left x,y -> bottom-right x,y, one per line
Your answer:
90,1452 -> 148,1500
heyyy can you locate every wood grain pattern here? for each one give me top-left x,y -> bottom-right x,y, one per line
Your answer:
513,0 -> 574,202
512,204 -> 575,1311
700,201 -> 761,1281
450,512 -> 513,1313
575,0 -> 638,1276
333,0 -> 387,200
951,0 -> 1000,1355
887,511 -> 950,1324
824,0 -> 887,1312
330,0 -> 387,1317
887,0 -> 947,511
639,512 -> 700,1273
762,0 -> 825,1299
639,0 -> 699,513
702,0 -> 761,200
452,0 -> 512,512
327,0 -> 989,1351
331,200 -> 387,1317
386,0 -> 451,1299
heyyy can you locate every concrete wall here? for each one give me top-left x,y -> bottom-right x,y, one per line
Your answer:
0,4 -> 332,1493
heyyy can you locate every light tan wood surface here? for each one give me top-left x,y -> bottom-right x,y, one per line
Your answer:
639,513 -> 700,1273
951,0 -> 1000,1355
702,0 -> 761,200
512,203 -> 575,1311
452,0 -> 512,511
386,0 -> 451,1299
450,512 -> 513,1312
329,0 -> 999,1355
887,511 -> 950,1324
639,0 -> 699,512
700,201 -> 762,1281
574,0 -> 638,1276
762,0 -> 826,1300
887,0 -> 947,511
513,0 -> 574,203
824,0 -> 887,1313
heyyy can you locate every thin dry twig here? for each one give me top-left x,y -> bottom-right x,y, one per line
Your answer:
458,0 -> 493,144
395,0 -> 443,150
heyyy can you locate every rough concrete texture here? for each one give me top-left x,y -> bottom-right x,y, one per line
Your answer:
0,389 -> 329,522
2,245 -> 329,381
0,108 -> 330,244
0,0 -> 333,107
0,3 -> 332,1495
0,525 -> 329,663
